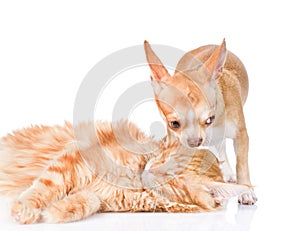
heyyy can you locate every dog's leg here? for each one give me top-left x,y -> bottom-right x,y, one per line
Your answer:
234,127 -> 257,204
216,140 -> 236,183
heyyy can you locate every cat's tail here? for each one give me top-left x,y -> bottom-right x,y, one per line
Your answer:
0,122 -> 75,198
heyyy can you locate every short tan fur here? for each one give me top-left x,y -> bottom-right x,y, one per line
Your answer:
144,40 -> 257,204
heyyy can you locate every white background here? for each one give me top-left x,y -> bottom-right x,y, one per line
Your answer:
1,0 -> 300,230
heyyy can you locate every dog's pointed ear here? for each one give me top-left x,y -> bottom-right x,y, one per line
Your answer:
203,39 -> 227,81
144,40 -> 171,82
207,182 -> 252,203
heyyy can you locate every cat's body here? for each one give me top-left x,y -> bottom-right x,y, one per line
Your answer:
0,120 -> 249,224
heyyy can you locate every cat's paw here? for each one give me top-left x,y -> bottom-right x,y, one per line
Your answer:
43,203 -> 82,223
220,162 -> 236,183
43,202 -> 70,223
43,191 -> 101,223
223,173 -> 237,183
238,188 -> 257,205
11,200 -> 42,224
221,168 -> 237,183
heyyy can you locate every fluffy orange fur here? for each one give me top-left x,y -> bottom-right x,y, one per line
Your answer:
0,120 -> 249,224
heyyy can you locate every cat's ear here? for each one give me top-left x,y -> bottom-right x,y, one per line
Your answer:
207,182 -> 252,203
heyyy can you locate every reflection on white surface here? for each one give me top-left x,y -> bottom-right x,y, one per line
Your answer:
1,197 -> 257,231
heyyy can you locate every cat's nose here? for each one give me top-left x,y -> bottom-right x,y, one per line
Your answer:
148,167 -> 155,174
187,138 -> 203,148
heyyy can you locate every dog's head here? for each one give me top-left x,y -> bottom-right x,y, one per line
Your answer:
144,40 -> 227,148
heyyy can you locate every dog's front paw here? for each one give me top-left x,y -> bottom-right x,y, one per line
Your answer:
238,188 -> 257,205
11,200 -> 42,224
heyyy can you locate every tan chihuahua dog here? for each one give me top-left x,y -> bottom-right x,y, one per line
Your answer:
144,39 -> 257,204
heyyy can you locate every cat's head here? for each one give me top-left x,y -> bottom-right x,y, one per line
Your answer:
142,143 -> 214,186
141,147 -> 252,204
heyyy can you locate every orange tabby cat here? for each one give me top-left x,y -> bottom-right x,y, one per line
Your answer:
0,120 -> 249,224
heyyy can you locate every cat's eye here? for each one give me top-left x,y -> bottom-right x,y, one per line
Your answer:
205,115 -> 215,125
169,121 -> 180,129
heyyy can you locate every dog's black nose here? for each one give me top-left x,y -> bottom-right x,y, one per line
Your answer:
187,138 -> 203,147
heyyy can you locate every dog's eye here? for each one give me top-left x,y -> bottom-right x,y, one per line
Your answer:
169,121 -> 180,129
205,115 -> 215,125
